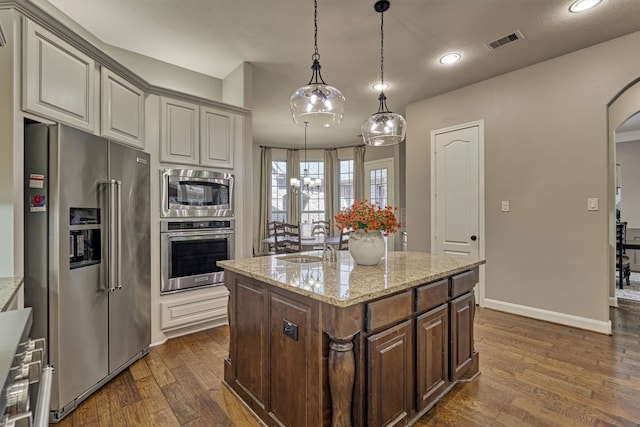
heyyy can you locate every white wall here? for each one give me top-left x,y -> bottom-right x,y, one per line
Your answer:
406,31 -> 640,333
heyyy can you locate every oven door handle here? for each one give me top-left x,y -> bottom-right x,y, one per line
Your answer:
163,231 -> 234,239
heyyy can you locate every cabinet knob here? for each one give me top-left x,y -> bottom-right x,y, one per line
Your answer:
470,235 -> 477,241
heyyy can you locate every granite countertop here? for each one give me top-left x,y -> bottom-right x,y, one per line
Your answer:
218,251 -> 485,307
0,277 -> 24,312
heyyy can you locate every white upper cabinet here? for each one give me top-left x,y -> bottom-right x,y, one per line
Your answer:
160,98 -> 240,168
160,97 -> 199,165
200,106 -> 236,169
101,68 -> 145,149
23,19 -> 96,132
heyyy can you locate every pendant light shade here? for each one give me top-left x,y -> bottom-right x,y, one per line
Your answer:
290,0 -> 345,128
362,0 -> 406,146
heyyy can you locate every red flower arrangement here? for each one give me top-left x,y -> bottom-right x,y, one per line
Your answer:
334,199 -> 401,235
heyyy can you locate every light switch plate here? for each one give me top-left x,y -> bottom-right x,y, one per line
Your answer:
501,201 -> 510,212
587,197 -> 599,211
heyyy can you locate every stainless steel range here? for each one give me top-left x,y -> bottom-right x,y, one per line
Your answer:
0,308 -> 53,427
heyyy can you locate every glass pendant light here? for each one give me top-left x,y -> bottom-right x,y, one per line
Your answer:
290,0 -> 345,128
361,0 -> 406,146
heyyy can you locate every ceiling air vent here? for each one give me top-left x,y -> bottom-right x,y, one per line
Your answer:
485,30 -> 524,50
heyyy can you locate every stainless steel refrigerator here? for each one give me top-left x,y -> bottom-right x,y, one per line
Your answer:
24,122 -> 151,422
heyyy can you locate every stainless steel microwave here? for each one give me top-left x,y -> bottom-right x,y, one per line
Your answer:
160,168 -> 234,218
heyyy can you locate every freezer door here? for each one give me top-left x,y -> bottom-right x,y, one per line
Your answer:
49,125 -> 109,410
108,142 -> 151,372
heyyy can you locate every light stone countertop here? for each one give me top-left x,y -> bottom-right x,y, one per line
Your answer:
218,251 -> 485,307
0,277 -> 24,312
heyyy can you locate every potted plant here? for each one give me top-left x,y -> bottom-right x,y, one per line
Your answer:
334,199 -> 400,265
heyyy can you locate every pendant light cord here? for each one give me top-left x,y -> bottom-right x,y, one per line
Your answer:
380,9 -> 384,91
313,0 -> 319,59
376,1 -> 390,113
308,0 -> 326,85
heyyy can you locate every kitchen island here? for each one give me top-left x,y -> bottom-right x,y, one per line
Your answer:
218,251 -> 485,427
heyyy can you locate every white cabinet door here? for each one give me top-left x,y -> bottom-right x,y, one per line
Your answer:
101,68 -> 145,149
160,97 -> 199,165
200,106 -> 235,169
23,19 -> 95,131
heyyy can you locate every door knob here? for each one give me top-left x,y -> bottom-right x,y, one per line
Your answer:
470,235 -> 477,241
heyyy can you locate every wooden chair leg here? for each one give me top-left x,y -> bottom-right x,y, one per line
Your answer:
625,267 -> 631,286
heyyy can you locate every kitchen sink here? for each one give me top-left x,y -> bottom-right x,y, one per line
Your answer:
276,254 -> 323,264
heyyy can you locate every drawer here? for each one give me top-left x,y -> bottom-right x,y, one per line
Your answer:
366,291 -> 412,332
451,268 -> 479,298
415,279 -> 448,313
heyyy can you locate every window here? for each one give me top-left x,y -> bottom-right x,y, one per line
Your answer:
270,160 -> 287,222
339,159 -> 354,210
369,168 -> 388,206
300,160 -> 324,224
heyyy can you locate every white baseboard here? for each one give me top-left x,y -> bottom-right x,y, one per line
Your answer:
609,296 -> 618,308
483,298 -> 612,335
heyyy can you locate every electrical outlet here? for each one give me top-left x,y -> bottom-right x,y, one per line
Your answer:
283,319 -> 298,341
501,201 -> 510,212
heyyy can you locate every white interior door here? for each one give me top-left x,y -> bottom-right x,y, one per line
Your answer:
365,158 -> 395,248
431,121 -> 485,302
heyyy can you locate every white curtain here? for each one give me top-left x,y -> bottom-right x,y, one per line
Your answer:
257,147 -> 272,253
324,149 -> 338,236
354,145 -> 366,201
287,149 -> 301,226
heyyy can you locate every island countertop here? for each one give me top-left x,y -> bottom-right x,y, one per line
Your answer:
218,251 -> 484,307
0,277 -> 24,312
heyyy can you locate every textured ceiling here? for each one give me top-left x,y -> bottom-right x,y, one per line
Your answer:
46,0 -> 640,147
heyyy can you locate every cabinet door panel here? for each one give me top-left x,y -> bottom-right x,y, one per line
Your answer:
200,106 -> 235,169
24,19 -> 95,131
416,304 -> 448,410
101,68 -> 144,148
160,97 -> 199,164
269,293 -> 312,427
367,320 -> 412,427
450,292 -> 475,380
235,280 -> 267,404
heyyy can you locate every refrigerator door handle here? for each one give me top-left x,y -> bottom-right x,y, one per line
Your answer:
107,179 -> 119,292
115,179 -> 122,290
98,181 -> 109,292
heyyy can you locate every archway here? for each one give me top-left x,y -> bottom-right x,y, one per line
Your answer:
608,77 -> 640,306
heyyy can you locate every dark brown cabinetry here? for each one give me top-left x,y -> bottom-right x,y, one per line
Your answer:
416,304 -> 449,411
367,320 -> 413,426
223,265 -> 480,427
450,291 -> 475,380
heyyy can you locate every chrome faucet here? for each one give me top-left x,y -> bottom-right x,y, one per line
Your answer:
322,231 -> 337,263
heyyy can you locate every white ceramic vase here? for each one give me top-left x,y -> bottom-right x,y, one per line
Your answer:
348,230 -> 385,266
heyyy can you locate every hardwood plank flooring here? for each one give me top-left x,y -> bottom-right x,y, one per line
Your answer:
54,300 -> 640,426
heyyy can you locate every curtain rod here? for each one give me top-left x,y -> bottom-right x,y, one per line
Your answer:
259,144 -> 365,150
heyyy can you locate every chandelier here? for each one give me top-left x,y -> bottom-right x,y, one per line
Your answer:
290,122 -> 321,194
290,0 -> 345,128
361,0 -> 406,146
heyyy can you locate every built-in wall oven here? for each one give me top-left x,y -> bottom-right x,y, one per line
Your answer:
160,219 -> 234,294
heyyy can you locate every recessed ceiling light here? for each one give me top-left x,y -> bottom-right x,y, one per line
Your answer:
372,82 -> 389,91
569,0 -> 602,13
439,53 -> 461,65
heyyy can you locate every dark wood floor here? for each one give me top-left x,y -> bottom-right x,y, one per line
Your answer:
55,300 -> 640,426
